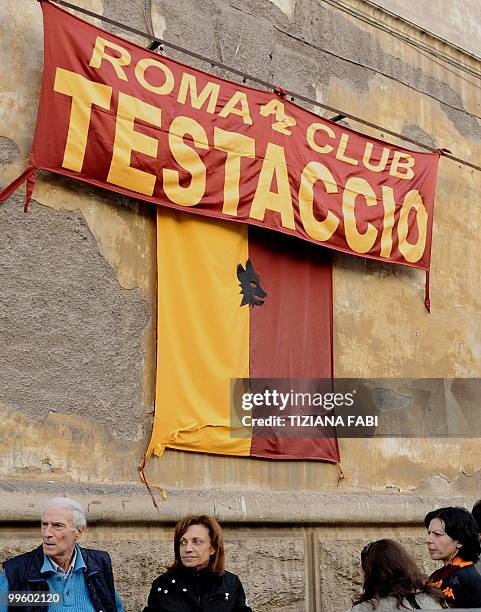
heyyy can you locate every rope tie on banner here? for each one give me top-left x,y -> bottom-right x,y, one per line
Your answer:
424,270 -> 431,313
0,166 -> 37,212
336,463 -> 348,486
138,454 -> 167,508
24,170 -> 37,213
274,86 -> 287,98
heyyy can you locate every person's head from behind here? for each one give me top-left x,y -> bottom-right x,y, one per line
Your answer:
40,497 -> 86,565
425,506 -> 481,564
472,499 -> 481,535
171,515 -> 225,575
355,539 -> 428,608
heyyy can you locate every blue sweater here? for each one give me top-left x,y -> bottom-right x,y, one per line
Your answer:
0,546 -> 124,612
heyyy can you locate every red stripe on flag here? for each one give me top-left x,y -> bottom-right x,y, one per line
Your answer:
247,226 -> 339,461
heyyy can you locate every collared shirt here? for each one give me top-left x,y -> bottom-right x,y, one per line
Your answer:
0,545 -> 124,612
44,548 -> 78,580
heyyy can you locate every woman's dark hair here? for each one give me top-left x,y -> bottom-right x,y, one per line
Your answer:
353,539 -> 443,609
424,506 -> 481,563
472,500 -> 481,533
169,514 -> 225,575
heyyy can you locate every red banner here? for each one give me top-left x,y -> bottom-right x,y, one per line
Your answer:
1,0 -> 440,271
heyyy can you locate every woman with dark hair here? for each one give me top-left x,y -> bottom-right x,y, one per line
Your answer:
143,515 -> 252,611
425,506 -> 481,608
347,539 -> 444,610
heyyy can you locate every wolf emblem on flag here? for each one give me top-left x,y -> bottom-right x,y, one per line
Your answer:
237,260 -> 267,308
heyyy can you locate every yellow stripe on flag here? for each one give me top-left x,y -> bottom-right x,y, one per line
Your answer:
147,209 -> 251,457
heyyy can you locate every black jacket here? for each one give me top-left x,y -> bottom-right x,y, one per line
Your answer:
3,544 -> 118,612
429,561 -> 481,608
143,566 -> 253,612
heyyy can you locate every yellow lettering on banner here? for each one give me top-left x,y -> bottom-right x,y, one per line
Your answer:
363,142 -> 390,173
390,151 -> 415,179
398,190 -> 427,263
214,128 -> 255,216
380,186 -> 395,258
336,133 -> 358,166
163,116 -> 209,207
306,123 -> 335,155
135,58 -> 174,96
177,74 -> 220,114
219,91 -> 252,125
107,93 -> 161,196
53,68 -> 112,173
89,36 -> 131,81
249,142 -> 295,229
299,162 -> 339,241
342,177 -> 378,253
259,99 -> 296,135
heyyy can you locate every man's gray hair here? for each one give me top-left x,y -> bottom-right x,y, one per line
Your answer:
41,497 -> 87,529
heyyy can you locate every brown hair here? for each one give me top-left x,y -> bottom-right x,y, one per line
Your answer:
353,539 -> 443,609
169,515 -> 225,575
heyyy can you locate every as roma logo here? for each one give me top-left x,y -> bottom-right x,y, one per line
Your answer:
237,260 -> 267,307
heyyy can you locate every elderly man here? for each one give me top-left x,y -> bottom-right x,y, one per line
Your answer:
0,497 -> 124,611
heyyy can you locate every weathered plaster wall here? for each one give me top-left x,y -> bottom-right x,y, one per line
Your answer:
140,0 -> 481,495
369,0 -> 481,57
1,0 -> 481,610
0,0 -> 157,485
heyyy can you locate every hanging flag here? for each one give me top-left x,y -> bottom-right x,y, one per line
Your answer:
147,209 -> 339,462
